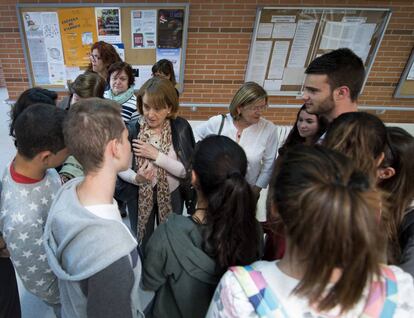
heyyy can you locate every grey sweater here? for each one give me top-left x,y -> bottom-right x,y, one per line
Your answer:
43,178 -> 144,318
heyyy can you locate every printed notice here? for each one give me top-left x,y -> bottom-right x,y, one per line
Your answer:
268,41 -> 289,79
287,20 -> 316,68
271,15 -> 296,23
272,23 -> 297,39
156,48 -> 181,82
264,79 -> 282,92
59,7 -> 98,67
257,23 -> 273,38
246,41 -> 272,85
133,65 -> 153,90
131,10 -> 157,49
96,7 -> 121,44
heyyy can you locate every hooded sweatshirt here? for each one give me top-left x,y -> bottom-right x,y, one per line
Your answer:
43,178 -> 143,318
143,214 -> 222,318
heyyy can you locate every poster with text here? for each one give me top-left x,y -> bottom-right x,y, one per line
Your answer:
59,8 -> 98,67
96,7 -> 121,44
23,12 -> 65,85
157,9 -> 184,49
156,48 -> 181,82
131,10 -> 156,49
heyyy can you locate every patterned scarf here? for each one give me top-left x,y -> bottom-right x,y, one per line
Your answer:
137,119 -> 173,243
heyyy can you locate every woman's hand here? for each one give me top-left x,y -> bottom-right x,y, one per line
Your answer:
132,139 -> 159,161
136,161 -> 155,183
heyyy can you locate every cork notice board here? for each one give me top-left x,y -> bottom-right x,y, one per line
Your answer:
394,48 -> 414,98
246,7 -> 392,96
17,3 -> 189,92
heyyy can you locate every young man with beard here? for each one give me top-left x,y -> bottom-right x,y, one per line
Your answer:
302,48 -> 365,123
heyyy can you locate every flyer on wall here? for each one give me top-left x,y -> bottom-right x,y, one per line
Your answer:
96,7 -> 121,44
131,10 -> 157,49
156,48 -> 181,82
58,7 -> 98,67
23,11 -> 65,85
157,9 -> 184,49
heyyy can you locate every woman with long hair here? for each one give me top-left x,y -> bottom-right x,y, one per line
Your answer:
279,104 -> 327,154
143,135 -> 263,318
118,77 -> 194,243
378,127 -> 414,273
195,82 -> 278,199
208,145 -> 414,317
87,41 -> 122,83
264,105 -> 327,260
323,112 -> 387,183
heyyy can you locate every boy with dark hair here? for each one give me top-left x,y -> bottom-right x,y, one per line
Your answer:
44,98 -> 143,318
303,48 -> 365,122
0,103 -> 67,311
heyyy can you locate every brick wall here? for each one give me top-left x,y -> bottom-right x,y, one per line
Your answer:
1,0 -> 413,123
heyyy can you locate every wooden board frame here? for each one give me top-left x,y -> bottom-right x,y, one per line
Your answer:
394,48 -> 414,99
16,3 -> 190,92
245,6 -> 392,96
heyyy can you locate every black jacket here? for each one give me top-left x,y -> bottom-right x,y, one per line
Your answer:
125,116 -> 196,213
128,116 -> 195,175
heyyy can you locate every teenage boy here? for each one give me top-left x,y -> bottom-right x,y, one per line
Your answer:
0,103 -> 67,310
303,48 -> 365,123
44,98 -> 143,318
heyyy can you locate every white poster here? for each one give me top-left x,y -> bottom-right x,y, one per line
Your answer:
156,48 -> 181,82
133,65 -> 153,90
131,10 -> 157,49
287,20 -> 316,68
246,41 -> 272,85
268,41 -> 290,79
257,23 -> 273,38
272,23 -> 296,39
23,12 -> 65,85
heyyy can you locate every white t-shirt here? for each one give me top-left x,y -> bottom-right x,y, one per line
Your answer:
195,114 -> 278,188
207,260 -> 414,317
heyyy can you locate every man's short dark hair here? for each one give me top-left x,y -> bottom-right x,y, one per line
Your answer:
10,87 -> 57,137
14,103 -> 66,159
305,48 -> 365,101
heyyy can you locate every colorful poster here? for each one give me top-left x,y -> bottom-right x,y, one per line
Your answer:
58,8 -> 98,67
156,48 -> 181,82
157,9 -> 184,49
96,7 -> 121,44
131,10 -> 156,49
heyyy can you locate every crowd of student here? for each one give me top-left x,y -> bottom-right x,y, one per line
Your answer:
0,42 -> 414,318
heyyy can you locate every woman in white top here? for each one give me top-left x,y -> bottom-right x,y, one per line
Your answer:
207,145 -> 414,317
195,82 -> 278,198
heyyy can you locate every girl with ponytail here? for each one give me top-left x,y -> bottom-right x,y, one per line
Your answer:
142,135 -> 263,318
207,145 -> 414,317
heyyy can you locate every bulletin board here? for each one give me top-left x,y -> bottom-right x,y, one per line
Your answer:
394,48 -> 414,98
245,7 -> 392,96
16,3 -> 189,92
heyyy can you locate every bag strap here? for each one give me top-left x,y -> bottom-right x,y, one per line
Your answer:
230,265 -> 287,318
217,114 -> 226,135
362,266 -> 398,317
